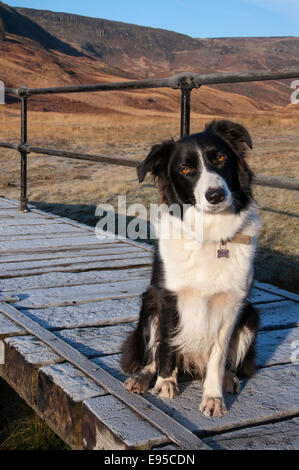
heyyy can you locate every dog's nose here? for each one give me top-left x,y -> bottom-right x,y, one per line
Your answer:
205,187 -> 225,205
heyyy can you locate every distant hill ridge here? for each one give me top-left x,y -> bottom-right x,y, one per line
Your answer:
13,5 -> 299,76
0,2 -> 83,56
0,2 -> 298,114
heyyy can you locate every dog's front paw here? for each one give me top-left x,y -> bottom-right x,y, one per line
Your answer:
223,370 -> 240,394
199,396 -> 227,417
153,376 -> 179,399
124,376 -> 149,394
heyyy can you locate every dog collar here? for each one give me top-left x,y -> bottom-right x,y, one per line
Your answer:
217,234 -> 253,258
228,234 -> 252,245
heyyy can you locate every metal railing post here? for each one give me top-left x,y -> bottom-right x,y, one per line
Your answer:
180,87 -> 192,138
20,96 -> 28,211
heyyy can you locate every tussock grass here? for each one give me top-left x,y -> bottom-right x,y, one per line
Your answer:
0,378 -> 68,450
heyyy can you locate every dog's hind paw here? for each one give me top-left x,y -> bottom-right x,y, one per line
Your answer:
199,396 -> 227,417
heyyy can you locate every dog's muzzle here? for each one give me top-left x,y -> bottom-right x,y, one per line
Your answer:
205,187 -> 226,205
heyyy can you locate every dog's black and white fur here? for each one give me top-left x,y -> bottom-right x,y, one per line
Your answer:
121,120 -> 260,417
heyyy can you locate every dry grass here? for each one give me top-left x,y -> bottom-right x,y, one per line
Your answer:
0,378 -> 68,450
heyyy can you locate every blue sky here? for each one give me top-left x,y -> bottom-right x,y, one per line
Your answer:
7,0 -> 299,37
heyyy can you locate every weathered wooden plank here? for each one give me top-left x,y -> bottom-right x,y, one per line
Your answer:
0,267 -> 151,292
37,362 -> 106,449
0,232 -> 107,242
0,341 -> 3,365
82,395 -> 168,450
203,417 -> 299,450
254,281 -> 299,303
8,279 -> 148,308
0,313 -> 25,339
0,295 -> 19,303
145,364 -> 299,435
55,323 -> 136,358
258,300 -> 299,330
14,202 -> 152,253
0,251 -> 151,273
0,202 -> 19,209
152,444 -> 181,450
28,208 -> 152,254
0,302 -> 208,450
93,354 -> 125,381
0,256 -> 152,278
33,211 -> 153,253
0,197 -> 17,206
0,234 -> 116,252
19,297 -> 142,330
1,335 -> 63,404
0,208 -> 20,216
0,216 -> 68,226
256,327 -> 299,367
0,198 -> 151,255
0,209 -> 51,221
0,245 -> 146,264
249,288 -> 283,304
0,311 -> 26,363
0,223 -> 88,236
0,197 -> 32,208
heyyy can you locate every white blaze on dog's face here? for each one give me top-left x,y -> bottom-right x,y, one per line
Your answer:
194,151 -> 233,213
137,120 -> 254,217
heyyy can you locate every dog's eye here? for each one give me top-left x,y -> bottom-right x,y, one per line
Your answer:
216,154 -> 226,163
180,166 -> 192,175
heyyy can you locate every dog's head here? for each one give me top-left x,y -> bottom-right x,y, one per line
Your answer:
137,119 -> 254,214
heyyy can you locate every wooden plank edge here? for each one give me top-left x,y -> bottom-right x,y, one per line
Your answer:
81,395 -> 168,450
1,335 -> 168,450
253,281 -> 299,303
0,302 -> 210,450
202,415 -> 299,450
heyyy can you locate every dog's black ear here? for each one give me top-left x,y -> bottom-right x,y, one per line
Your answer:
137,140 -> 174,183
206,120 -> 252,157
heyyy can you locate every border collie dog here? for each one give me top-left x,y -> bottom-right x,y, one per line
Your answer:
121,120 -> 260,417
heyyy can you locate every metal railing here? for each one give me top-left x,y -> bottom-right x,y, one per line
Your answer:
1,67 -> 299,211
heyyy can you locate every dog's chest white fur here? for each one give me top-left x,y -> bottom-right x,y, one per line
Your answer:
158,206 -> 260,360
159,205 -> 259,295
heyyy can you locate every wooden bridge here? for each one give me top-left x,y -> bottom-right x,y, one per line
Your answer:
0,195 -> 298,450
